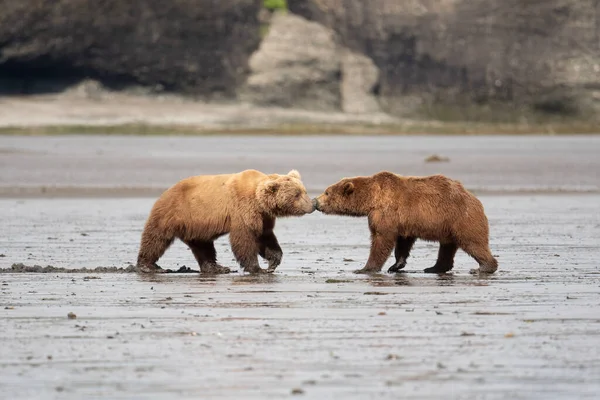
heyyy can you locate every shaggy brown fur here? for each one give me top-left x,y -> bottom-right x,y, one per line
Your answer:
136,169 -> 314,274
314,172 -> 498,275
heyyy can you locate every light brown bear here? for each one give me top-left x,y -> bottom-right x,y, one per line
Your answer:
136,169 -> 315,274
313,172 -> 498,275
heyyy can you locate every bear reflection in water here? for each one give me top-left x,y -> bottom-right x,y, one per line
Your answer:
314,171 -> 498,275
136,169 -> 315,274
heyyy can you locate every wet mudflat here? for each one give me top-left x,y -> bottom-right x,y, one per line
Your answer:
1,194 -> 600,399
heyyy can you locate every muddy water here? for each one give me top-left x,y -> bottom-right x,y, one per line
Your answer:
1,135 -> 600,195
1,194 -> 600,399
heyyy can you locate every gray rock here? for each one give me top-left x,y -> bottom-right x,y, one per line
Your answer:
241,12 -> 342,111
340,49 -> 381,114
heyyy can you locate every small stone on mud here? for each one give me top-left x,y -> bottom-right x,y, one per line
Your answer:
67,312 -> 76,319
325,279 -> 350,284
504,332 -> 515,338
424,154 -> 450,163
0,254 -> 5,257
80,233 -> 89,236
435,311 -> 443,315
386,354 -> 400,360
302,380 -> 317,386
291,388 -> 305,395
5,306 -> 14,310
47,355 -> 52,360
343,258 -> 354,262
364,291 -> 388,295
460,332 -> 475,336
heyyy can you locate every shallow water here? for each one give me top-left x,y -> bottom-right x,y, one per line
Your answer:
1,135 -> 599,194
1,194 -> 600,399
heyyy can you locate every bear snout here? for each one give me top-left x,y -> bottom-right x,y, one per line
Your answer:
312,198 -> 320,212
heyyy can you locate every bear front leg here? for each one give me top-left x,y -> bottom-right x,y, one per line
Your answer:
230,228 -> 266,274
185,240 -> 231,274
354,232 -> 395,274
388,236 -> 416,273
258,231 -> 283,272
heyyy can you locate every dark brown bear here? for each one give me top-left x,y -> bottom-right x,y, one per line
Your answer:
313,172 -> 498,275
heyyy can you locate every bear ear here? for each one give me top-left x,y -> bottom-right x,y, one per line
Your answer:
343,181 -> 354,195
287,169 -> 301,180
265,180 -> 280,194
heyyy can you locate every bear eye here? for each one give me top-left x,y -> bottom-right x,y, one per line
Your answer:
325,191 -> 329,196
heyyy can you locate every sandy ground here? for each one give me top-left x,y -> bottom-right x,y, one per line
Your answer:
0,93 -> 396,128
1,135 -> 600,398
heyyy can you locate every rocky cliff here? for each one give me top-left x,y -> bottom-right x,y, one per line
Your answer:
0,0 -> 262,98
1,0 -> 598,119
288,0 -> 600,117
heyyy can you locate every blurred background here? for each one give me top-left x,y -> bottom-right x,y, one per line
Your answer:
0,0 -> 598,130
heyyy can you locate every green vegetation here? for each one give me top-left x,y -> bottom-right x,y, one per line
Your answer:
264,0 -> 287,11
1,121 -> 598,136
418,101 -> 596,125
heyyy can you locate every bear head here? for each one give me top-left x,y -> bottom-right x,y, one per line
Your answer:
257,170 -> 315,217
313,175 -> 378,217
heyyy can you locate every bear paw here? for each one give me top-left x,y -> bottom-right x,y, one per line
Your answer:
469,267 -> 496,275
353,268 -> 380,275
387,262 -> 407,273
424,263 -> 454,274
265,248 -> 282,270
246,267 -> 274,274
200,263 -> 231,274
136,263 -> 165,274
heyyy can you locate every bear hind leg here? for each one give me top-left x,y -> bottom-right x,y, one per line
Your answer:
424,242 -> 458,274
388,236 -> 416,273
461,241 -> 498,275
136,230 -> 174,273
185,240 -> 230,274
